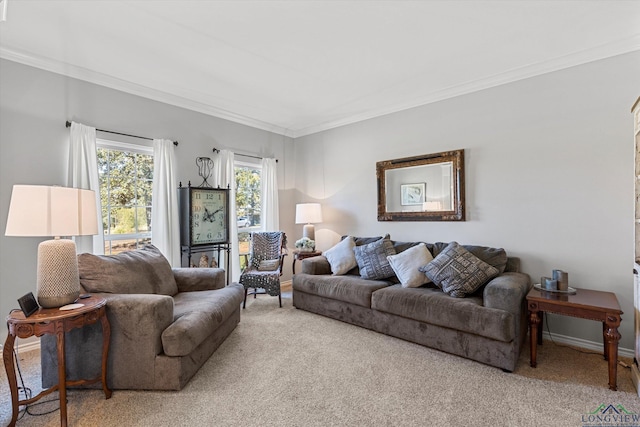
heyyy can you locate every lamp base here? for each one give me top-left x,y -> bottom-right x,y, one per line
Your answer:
302,224 -> 315,242
37,239 -> 81,308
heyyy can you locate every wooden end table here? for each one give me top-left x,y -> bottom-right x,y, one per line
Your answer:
3,296 -> 112,427
292,250 -> 322,274
526,286 -> 622,391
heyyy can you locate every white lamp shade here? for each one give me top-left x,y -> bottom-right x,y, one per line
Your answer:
5,185 -> 98,237
295,203 -> 322,224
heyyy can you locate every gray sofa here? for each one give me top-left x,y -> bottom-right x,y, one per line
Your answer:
292,238 -> 531,372
42,245 -> 244,390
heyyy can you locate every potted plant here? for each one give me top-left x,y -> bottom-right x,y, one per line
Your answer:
295,237 -> 315,252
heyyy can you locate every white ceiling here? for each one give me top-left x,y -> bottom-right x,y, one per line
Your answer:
1,1 -> 639,137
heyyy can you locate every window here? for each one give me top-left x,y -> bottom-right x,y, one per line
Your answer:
235,161 -> 261,267
97,140 -> 153,255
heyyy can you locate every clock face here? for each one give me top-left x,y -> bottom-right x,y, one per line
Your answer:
190,189 -> 228,244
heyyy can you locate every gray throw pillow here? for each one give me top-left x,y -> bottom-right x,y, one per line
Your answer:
419,241 -> 499,298
78,244 -> 178,296
353,237 -> 396,280
430,242 -> 508,273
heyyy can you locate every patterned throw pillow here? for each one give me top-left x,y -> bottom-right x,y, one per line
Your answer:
324,236 -> 358,275
354,237 -> 396,280
386,243 -> 433,288
418,241 -> 499,298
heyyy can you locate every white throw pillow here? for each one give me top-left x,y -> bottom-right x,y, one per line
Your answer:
387,243 -> 433,288
324,236 -> 357,275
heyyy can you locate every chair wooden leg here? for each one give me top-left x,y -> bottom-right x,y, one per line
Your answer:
243,287 -> 248,309
278,292 -> 282,308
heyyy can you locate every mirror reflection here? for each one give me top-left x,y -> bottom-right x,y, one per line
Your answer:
385,162 -> 453,212
376,149 -> 465,221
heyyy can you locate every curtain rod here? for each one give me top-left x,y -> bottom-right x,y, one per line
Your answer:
212,148 -> 277,163
65,121 -> 178,146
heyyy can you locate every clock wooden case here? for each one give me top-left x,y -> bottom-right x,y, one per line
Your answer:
179,186 -> 230,246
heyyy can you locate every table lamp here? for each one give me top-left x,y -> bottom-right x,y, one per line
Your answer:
5,185 -> 98,308
295,203 -> 322,241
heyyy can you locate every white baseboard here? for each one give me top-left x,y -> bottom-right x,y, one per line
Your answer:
541,330 -> 634,359
0,338 -> 40,355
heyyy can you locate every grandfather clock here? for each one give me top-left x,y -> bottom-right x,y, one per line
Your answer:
178,181 -> 232,284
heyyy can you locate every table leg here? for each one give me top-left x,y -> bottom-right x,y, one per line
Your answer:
100,309 -> 113,399
3,333 -> 19,427
604,314 -> 621,391
56,327 -> 68,427
292,256 -> 297,275
528,303 -> 541,368
538,311 -> 544,345
602,322 -> 608,361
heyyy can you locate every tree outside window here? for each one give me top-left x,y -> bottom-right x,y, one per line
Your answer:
235,163 -> 261,269
97,143 -> 153,254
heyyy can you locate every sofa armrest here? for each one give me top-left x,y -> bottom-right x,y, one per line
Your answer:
300,256 -> 332,275
483,272 -> 531,315
172,267 -> 225,292
102,293 -> 174,354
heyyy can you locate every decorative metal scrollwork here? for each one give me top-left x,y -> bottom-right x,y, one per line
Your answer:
196,157 -> 214,188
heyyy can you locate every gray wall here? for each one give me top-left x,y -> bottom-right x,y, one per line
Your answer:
293,51 -> 640,350
2,51 -> 639,352
0,59 -> 295,344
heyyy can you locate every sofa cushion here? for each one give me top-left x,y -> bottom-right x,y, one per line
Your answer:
419,242 -> 499,298
354,237 -> 396,280
386,243 -> 433,288
371,285 -> 515,342
78,245 -> 178,296
324,236 -> 357,275
293,273 -> 391,308
162,284 -> 244,357
431,242 -> 508,273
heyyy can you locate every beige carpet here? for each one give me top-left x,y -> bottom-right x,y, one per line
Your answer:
1,292 -> 638,427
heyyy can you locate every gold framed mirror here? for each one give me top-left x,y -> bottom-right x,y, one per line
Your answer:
376,149 -> 465,221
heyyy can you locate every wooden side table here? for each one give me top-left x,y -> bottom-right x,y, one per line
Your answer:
3,296 -> 112,427
526,287 -> 622,391
292,250 -> 322,274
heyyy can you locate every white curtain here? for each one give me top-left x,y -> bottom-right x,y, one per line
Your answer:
260,158 -> 279,231
68,121 -> 104,254
152,139 -> 181,266
214,150 -> 241,282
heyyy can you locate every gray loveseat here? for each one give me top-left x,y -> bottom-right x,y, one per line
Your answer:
292,238 -> 531,372
42,245 -> 244,390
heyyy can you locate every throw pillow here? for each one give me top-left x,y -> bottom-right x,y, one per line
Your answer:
386,243 -> 433,288
324,236 -> 357,275
354,237 -> 396,280
78,244 -> 178,296
258,259 -> 280,271
419,241 -> 499,298
430,242 -> 508,273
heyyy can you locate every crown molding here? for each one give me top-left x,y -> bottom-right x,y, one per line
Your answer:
0,47 -> 291,137
2,34 -> 639,140
291,35 -> 640,138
